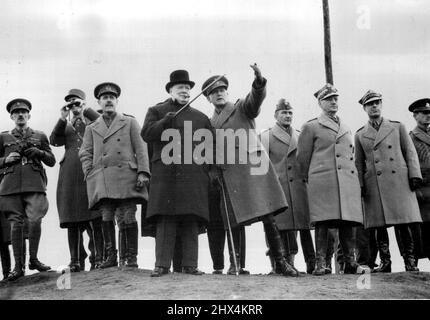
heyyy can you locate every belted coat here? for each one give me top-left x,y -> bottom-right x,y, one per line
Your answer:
260,124 -> 311,230
79,113 -> 150,210
297,114 -> 363,226
355,118 -> 422,228
210,79 -> 288,227
50,117 -> 101,228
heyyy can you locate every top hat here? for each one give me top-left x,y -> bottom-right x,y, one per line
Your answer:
165,70 -> 195,93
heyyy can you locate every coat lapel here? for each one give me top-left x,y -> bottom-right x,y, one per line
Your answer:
91,116 -> 109,138
362,123 -> 377,141
272,123 -> 291,146
412,126 -> 430,146
336,120 -> 349,140
318,114 -> 339,133
287,128 -> 298,156
104,113 -> 126,141
374,118 -> 394,147
211,103 -> 235,129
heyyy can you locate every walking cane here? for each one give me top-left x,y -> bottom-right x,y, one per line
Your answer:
174,74 -> 227,117
216,176 -> 239,276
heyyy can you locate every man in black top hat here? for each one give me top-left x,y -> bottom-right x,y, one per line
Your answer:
141,70 -> 212,277
50,89 -> 104,271
0,99 -> 55,281
408,98 -> 430,266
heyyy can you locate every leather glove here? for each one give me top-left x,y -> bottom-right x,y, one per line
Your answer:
135,172 -> 150,191
409,178 -> 422,191
23,147 -> 44,160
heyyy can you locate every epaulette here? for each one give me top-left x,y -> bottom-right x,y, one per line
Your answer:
356,126 -> 364,133
307,118 -> 317,123
123,113 -> 135,118
389,120 -> 400,123
234,99 -> 240,105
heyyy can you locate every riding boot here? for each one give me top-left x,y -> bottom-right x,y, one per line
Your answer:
8,223 -> 24,281
397,224 -> 419,271
313,224 -> 329,276
91,218 -> 104,269
263,215 -> 298,277
85,222 -> 96,269
118,228 -> 127,268
325,228 -> 336,274
28,221 -> 50,272
125,222 -> 138,268
78,230 -> 87,271
100,221 -> 117,269
0,243 -> 11,280
67,227 -> 81,272
373,227 -> 392,273
339,225 -> 361,274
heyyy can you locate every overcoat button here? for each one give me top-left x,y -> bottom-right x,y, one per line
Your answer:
377,171 -> 382,176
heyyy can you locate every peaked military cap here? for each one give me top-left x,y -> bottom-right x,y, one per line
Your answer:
165,70 -> 195,93
408,98 -> 430,113
94,82 -> 121,99
275,98 -> 293,112
6,98 -> 32,114
358,90 -> 382,105
314,83 -> 339,101
65,88 -> 86,102
202,75 -> 229,97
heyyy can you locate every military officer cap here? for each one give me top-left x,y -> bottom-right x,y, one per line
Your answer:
314,83 -> 339,101
275,98 -> 293,112
358,90 -> 382,105
202,75 -> 229,97
94,82 -> 121,99
408,98 -> 430,113
6,98 -> 32,114
65,88 -> 86,102
165,70 -> 195,93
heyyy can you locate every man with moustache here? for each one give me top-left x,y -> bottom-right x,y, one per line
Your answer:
202,64 -> 298,277
407,98 -> 430,265
141,70 -> 212,277
355,90 -> 422,272
79,83 -> 150,269
297,84 -> 364,275
50,89 -> 104,271
260,99 -> 315,274
0,99 -> 55,281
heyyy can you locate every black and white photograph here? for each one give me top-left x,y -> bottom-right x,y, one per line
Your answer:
0,0 -> 430,304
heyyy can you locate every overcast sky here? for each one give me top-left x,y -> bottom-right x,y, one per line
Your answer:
1,0 -> 429,276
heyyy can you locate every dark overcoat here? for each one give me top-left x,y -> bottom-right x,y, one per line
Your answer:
355,118 -> 422,228
410,126 -> 430,222
260,124 -> 311,230
79,113 -> 150,209
50,117 -> 101,228
141,98 -> 211,223
210,79 -> 288,227
0,128 -> 55,197
297,114 -> 363,226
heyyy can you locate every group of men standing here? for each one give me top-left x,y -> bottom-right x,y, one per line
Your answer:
0,64 -> 429,282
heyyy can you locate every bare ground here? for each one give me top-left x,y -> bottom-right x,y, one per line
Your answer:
0,268 -> 429,300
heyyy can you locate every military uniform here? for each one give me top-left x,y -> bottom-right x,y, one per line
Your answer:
355,90 -> 422,272
0,99 -> 55,280
297,84 -> 364,275
50,88 -> 104,271
260,99 -> 315,274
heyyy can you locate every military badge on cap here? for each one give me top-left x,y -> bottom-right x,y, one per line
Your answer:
408,98 -> 430,113
6,98 -> 32,114
314,83 -> 339,100
202,75 -> 229,97
275,98 -> 292,112
358,90 -> 382,105
94,82 -> 121,99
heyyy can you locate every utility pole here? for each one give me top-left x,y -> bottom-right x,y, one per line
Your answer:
322,0 -> 334,85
